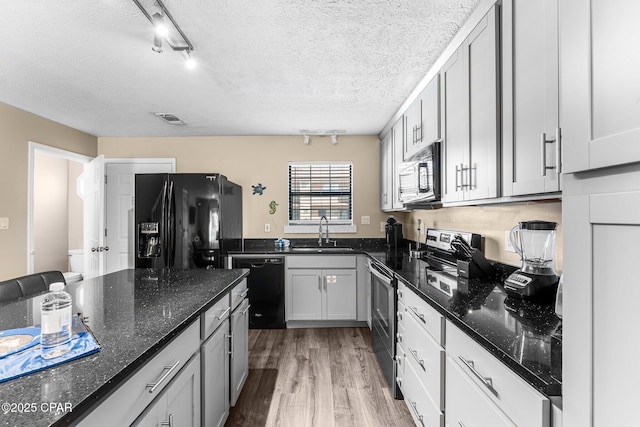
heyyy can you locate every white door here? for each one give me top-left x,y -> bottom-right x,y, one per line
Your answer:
82,155 -> 105,279
104,161 -> 174,274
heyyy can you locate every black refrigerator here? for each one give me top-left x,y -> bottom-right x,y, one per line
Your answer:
135,173 -> 242,269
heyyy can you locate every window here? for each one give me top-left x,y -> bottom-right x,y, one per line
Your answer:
287,162 -> 354,230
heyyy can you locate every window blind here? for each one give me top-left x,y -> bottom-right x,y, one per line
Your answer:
288,162 -> 353,223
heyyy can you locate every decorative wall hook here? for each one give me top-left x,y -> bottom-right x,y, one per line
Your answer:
252,183 -> 267,195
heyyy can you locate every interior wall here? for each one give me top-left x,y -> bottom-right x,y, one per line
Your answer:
0,101 -> 97,280
34,153 -> 69,273
98,135 -> 388,239
404,201 -> 563,270
68,161 -> 84,252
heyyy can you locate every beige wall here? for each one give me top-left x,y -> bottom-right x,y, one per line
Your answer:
98,135 -> 389,239
34,152 -> 69,273
403,201 -> 563,271
68,161 -> 84,251
0,102 -> 97,280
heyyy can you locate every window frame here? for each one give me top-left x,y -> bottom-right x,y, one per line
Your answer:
284,161 -> 357,234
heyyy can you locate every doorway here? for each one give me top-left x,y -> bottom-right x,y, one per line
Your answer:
28,142 -> 92,274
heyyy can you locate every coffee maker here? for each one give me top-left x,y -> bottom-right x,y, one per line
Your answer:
505,221 -> 559,299
385,216 -> 403,248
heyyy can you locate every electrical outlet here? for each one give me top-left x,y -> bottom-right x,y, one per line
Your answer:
505,231 -> 516,253
264,223 -> 271,233
361,216 -> 370,225
0,218 -> 8,230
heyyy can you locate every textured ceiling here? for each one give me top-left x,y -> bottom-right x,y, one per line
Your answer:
0,0 -> 480,137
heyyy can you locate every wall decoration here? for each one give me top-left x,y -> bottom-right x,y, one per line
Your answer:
269,201 -> 278,215
251,183 -> 267,195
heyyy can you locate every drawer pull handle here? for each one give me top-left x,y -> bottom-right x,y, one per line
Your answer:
408,306 -> 426,323
409,347 -> 426,371
241,303 -> 251,315
147,361 -> 180,393
396,332 -> 403,343
396,376 -> 403,387
397,311 -> 403,321
395,354 -> 403,364
239,289 -> 249,299
408,399 -> 425,427
458,422 -> 466,427
217,307 -> 231,320
398,290 -> 404,299
458,356 -> 497,396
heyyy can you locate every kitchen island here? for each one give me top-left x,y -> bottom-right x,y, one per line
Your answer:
0,268 -> 249,427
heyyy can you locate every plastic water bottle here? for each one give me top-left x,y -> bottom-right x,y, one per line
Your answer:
41,282 -> 72,359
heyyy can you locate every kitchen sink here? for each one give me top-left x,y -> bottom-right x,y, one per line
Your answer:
290,247 -> 354,253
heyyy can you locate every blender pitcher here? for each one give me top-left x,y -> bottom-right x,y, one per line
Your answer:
509,221 -> 557,275
505,221 -> 559,299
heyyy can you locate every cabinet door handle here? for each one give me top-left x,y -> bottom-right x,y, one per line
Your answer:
407,399 -> 425,427
455,164 -> 461,190
541,132 -> 558,176
555,127 -> 562,174
241,303 -> 251,315
160,414 -> 174,427
416,123 -> 422,143
458,356 -> 496,396
318,276 -> 322,291
217,307 -> 231,320
229,332 -> 234,358
408,347 -> 426,371
146,360 -> 180,393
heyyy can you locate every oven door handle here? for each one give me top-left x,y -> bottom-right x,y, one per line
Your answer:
368,261 -> 393,285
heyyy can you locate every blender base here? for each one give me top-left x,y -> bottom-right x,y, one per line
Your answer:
504,271 -> 559,300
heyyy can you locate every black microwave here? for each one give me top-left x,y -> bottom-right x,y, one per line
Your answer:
398,141 -> 441,205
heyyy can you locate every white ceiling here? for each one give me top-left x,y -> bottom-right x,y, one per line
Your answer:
0,0 -> 480,137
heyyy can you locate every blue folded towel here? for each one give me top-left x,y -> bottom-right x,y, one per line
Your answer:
0,314 -> 100,383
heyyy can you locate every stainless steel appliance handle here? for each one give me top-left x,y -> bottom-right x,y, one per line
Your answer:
369,262 -> 393,285
458,356 -> 496,395
161,181 -> 168,266
167,180 -> 175,267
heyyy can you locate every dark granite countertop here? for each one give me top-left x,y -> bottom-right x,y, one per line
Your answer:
0,268 -> 248,427
228,238 -> 386,255
368,251 -> 562,398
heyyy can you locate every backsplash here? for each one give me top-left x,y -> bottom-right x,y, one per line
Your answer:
401,201 -> 562,271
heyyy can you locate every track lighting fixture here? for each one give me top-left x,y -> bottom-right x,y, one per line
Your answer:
299,130 -> 346,145
133,0 -> 195,68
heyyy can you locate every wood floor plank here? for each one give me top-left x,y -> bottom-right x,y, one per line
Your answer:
225,327 -> 414,427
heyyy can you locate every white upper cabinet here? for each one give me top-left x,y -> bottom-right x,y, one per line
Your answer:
380,131 -> 393,211
502,0 -> 561,196
560,0 -> 640,172
441,6 -> 500,203
404,74 -> 441,161
391,117 -> 407,211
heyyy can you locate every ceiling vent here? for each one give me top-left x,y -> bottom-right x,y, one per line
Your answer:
153,112 -> 186,125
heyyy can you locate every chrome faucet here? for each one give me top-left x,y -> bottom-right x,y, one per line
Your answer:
319,215 -> 329,246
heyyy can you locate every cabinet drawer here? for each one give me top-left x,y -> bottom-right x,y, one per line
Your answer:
403,354 -> 444,427
402,281 -> 444,345
404,307 -> 445,411
201,294 -> 231,340
79,321 -> 200,427
446,355 -> 515,427
287,255 -> 356,269
446,320 -> 550,427
230,278 -> 248,311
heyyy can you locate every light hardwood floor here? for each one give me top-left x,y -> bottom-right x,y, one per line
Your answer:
225,327 -> 414,427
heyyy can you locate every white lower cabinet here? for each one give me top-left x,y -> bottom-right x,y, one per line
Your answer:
446,320 -> 550,427
446,355 -> 514,427
230,297 -> 249,406
201,319 -> 230,427
134,352 -> 201,427
286,256 -> 358,322
397,282 -> 444,427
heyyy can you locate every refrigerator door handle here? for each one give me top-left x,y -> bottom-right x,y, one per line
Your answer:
160,181 -> 168,267
167,180 -> 175,268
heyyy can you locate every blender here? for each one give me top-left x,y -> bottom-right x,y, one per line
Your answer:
505,221 -> 559,299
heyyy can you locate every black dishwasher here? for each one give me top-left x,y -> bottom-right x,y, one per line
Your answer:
232,256 -> 285,329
